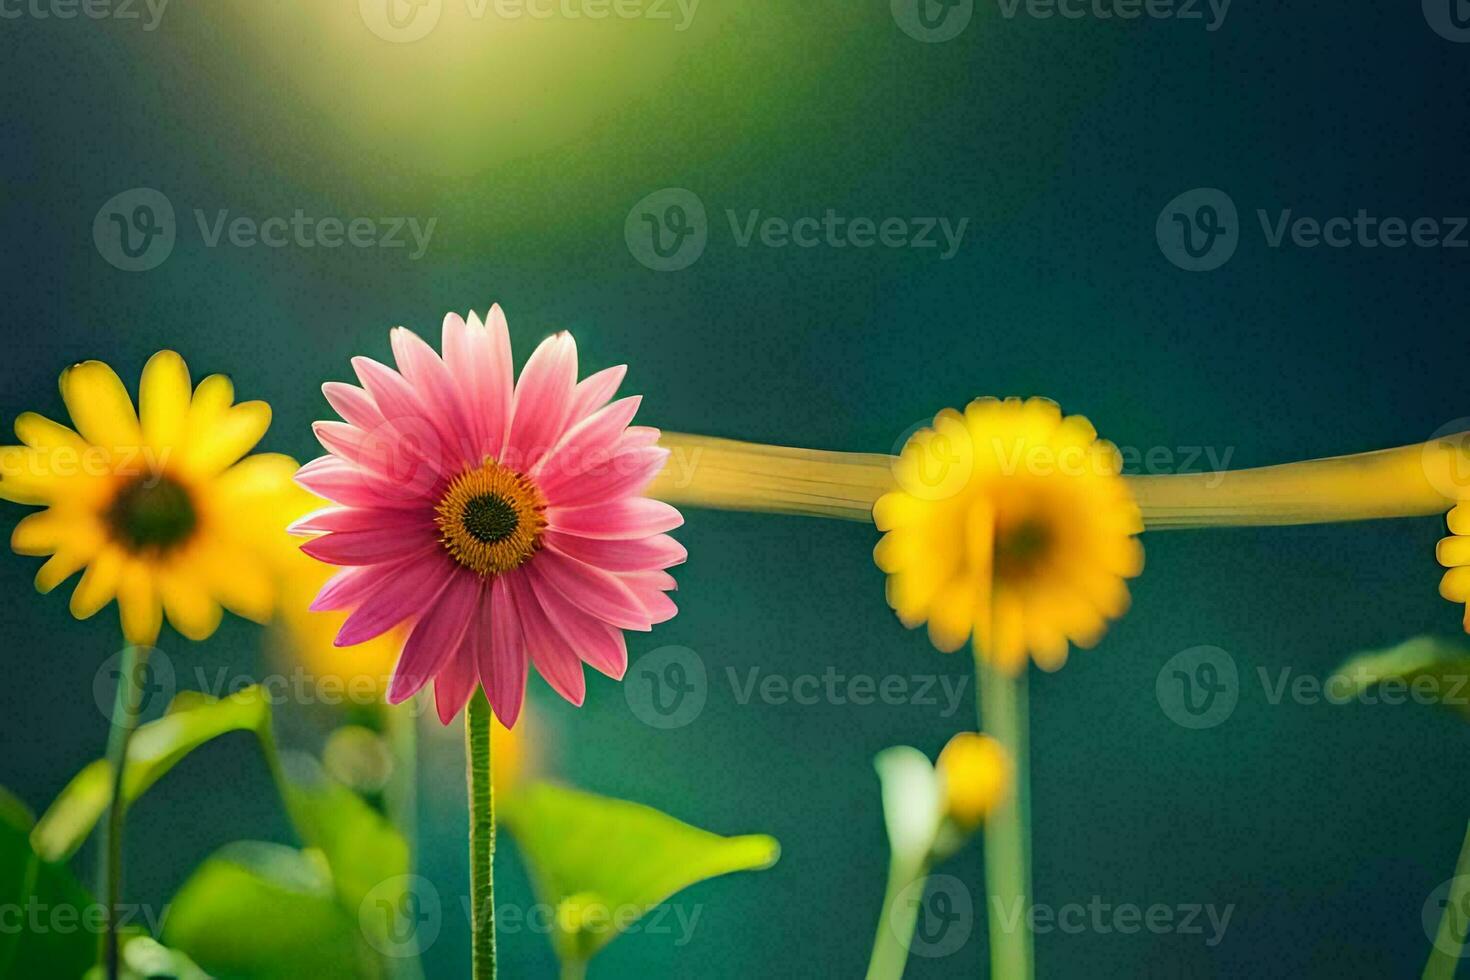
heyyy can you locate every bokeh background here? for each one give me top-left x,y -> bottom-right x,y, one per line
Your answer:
4,1 -> 1470,976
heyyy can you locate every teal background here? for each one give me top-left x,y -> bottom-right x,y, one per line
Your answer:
3,1 -> 1470,976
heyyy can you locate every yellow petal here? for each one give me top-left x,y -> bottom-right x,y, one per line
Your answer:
70,548 -> 124,620
1450,504 -> 1470,537
139,350 -> 192,452
14,412 -> 88,453
183,374 -> 235,448
159,563 -> 223,641
35,547 -> 93,594
927,577 -> 977,653
10,510 -> 99,557
117,566 -> 162,647
180,402 -> 271,476
194,539 -> 275,623
59,361 -> 140,451
1441,566 -> 1470,603
1438,535 -> 1470,568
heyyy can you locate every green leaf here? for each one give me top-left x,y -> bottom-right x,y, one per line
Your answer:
32,686 -> 273,862
82,935 -> 212,980
277,753 -> 410,936
164,841 -> 381,980
1328,635 -> 1470,721
501,781 -> 780,966
0,787 -> 98,980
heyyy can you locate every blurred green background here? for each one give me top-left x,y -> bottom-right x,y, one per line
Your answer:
3,1 -> 1470,976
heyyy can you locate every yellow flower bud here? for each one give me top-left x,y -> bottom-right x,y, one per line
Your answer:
937,732 -> 1011,830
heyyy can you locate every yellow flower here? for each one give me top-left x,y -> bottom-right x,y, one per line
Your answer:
872,397 -> 1144,673
1,353 -> 294,646
937,732 -> 1011,830
1439,502 -> 1470,630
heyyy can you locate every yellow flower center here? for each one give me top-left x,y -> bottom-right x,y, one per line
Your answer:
435,459 -> 547,576
105,473 -> 197,553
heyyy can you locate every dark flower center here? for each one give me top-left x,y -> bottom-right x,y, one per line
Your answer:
461,493 -> 520,544
995,516 -> 1052,578
106,475 -> 197,552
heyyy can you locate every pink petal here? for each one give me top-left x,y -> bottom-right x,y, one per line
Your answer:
322,381 -> 385,432
290,506 -> 422,536
311,549 -> 448,612
621,426 -> 662,448
295,456 -> 431,510
506,570 -> 585,705
434,648 -> 481,725
546,497 -> 684,540
566,364 -> 626,425
542,531 -> 686,573
543,446 -> 668,510
465,306 -> 515,460
388,574 -> 481,704
391,327 -> 476,468
504,333 -> 578,471
620,568 -> 679,624
525,563 -> 628,679
309,422 -> 447,500
300,525 -> 439,566
529,549 -> 652,631
480,574 -> 528,726
335,557 -> 458,646
534,396 -> 643,491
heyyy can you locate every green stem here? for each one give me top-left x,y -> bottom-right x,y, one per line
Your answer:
467,692 -> 497,980
99,645 -> 150,980
1424,820 -> 1470,980
978,658 -> 1033,980
865,856 -> 929,980
560,959 -> 587,980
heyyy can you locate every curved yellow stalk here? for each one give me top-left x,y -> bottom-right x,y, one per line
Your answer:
651,431 -> 1468,529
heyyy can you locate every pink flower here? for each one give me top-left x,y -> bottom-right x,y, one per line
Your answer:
293,306 -> 684,726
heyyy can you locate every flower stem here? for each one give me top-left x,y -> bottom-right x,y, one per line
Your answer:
100,645 -> 150,980
466,692 -> 497,980
865,856 -> 928,980
560,959 -> 588,980
977,657 -> 1032,980
1423,820 -> 1470,980
649,432 -> 1464,529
